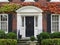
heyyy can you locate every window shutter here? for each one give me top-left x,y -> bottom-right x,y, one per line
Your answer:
21,0 -> 25,2
8,0 -> 12,2
47,13 -> 51,33
47,0 -> 51,2
8,14 -> 12,32
34,0 -> 38,2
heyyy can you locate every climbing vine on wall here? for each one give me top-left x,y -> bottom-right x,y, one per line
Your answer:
0,3 -> 21,13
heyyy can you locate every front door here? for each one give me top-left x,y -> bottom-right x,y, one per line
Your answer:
26,16 -> 34,37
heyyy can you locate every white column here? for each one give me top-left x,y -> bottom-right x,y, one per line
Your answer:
38,14 -> 42,34
17,14 -> 22,38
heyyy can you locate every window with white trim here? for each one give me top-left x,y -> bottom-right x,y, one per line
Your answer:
0,0 -> 9,2
51,15 -> 59,32
24,0 -> 34,2
35,16 -> 38,27
50,0 -> 60,2
22,16 -> 24,27
0,14 -> 8,33
23,0 -> 38,2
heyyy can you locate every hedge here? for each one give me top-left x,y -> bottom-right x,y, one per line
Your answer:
37,32 -> 50,43
41,39 -> 60,45
0,39 -> 17,45
0,30 -> 5,39
50,32 -> 60,38
6,32 -> 17,39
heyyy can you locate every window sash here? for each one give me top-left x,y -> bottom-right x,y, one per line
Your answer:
35,16 -> 38,27
50,0 -> 60,2
21,16 -> 24,27
24,0 -> 35,2
51,15 -> 59,32
0,14 -> 8,33
0,0 -> 9,2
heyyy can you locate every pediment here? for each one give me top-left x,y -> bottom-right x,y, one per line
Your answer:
16,6 -> 43,13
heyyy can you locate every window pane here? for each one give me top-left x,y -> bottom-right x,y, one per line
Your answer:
1,15 -> 7,21
0,0 -> 8,2
35,16 -> 38,27
22,16 -> 24,27
25,0 -> 34,2
1,22 -> 7,32
0,22 -> 1,29
0,15 -> 1,21
52,15 -> 59,21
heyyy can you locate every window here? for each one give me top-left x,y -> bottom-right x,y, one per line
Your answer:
51,15 -> 59,32
35,16 -> 38,27
50,0 -> 60,2
22,16 -> 24,27
0,14 -> 8,33
0,0 -> 9,2
24,0 -> 35,2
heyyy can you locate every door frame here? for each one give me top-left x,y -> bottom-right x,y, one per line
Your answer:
25,16 -> 34,37
21,16 -> 35,37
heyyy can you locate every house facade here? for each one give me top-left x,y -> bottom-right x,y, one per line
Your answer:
0,0 -> 60,38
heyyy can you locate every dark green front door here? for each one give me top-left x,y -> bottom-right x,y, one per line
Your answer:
26,16 -> 34,37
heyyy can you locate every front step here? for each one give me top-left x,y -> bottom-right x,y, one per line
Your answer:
18,43 -> 29,45
17,38 -> 30,45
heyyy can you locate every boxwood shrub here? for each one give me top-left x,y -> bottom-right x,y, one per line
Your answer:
0,30 -> 5,39
41,39 -> 60,45
37,32 -> 50,43
0,39 -> 17,45
50,32 -> 60,38
6,32 -> 17,39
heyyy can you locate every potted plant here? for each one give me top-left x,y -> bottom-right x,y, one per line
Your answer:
30,36 -> 35,41
28,36 -> 37,45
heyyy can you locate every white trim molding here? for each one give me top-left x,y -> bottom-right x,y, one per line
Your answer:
16,6 -> 43,13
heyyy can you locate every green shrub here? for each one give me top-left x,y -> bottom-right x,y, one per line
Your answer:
0,39 -> 17,45
41,39 -> 60,45
6,32 -> 17,39
0,30 -> 5,39
30,36 -> 36,41
51,32 -> 60,38
37,32 -> 50,43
